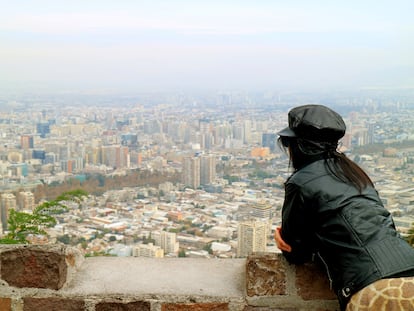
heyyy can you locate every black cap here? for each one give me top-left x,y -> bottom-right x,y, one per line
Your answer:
277,105 -> 346,142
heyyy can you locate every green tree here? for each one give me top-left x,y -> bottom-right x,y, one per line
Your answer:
0,189 -> 87,244
80,240 -> 88,250
55,189 -> 87,203
203,242 -> 213,254
57,234 -> 71,245
0,209 -> 56,244
143,232 -> 155,244
178,249 -> 186,257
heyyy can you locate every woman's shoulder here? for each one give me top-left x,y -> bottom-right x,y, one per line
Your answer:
289,159 -> 328,181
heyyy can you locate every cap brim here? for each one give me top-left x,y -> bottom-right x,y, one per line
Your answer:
277,126 -> 296,137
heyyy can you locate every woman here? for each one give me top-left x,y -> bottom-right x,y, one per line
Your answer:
274,104 -> 414,310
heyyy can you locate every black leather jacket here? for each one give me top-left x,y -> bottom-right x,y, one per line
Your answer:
281,158 -> 414,309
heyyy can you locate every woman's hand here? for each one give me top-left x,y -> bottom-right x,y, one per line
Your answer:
274,227 -> 292,252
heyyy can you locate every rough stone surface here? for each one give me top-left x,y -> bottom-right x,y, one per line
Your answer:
64,245 -> 85,285
161,303 -> 229,311
295,263 -> 336,300
246,253 -> 287,297
1,247 -> 67,289
0,297 -> 12,311
64,257 -> 246,298
23,297 -> 85,311
95,301 -> 151,311
0,246 -> 341,311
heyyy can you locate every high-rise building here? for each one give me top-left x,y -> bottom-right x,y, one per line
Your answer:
143,119 -> 162,134
101,145 -> 130,169
199,119 -> 214,149
18,191 -> 35,211
44,152 -> 58,164
237,221 -> 267,257
133,243 -> 164,258
32,150 -> 46,161
262,133 -> 277,153
341,133 -> 352,149
121,133 -> 138,146
243,120 -> 252,144
182,156 -> 201,189
1,193 -> 17,233
61,159 -> 75,173
199,118 -> 211,134
20,135 -> 34,150
232,123 -> 244,141
367,121 -> 376,144
84,147 -> 102,165
200,133 -> 214,150
200,154 -> 216,185
60,157 -> 83,173
36,123 -> 50,138
153,231 -> 179,255
237,201 -> 273,221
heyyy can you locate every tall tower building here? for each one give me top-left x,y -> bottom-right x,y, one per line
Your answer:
182,156 -> 201,189
243,120 -> 252,144
199,119 -> 213,149
232,123 -> 244,141
199,118 -> 211,134
36,123 -> 50,138
153,231 -> 179,255
18,191 -> 35,211
367,121 -> 376,144
341,133 -> 352,150
262,133 -> 277,153
252,201 -> 273,219
101,145 -> 130,169
237,221 -> 267,258
86,147 -> 102,165
121,133 -> 138,146
238,201 -> 273,221
1,193 -> 17,233
200,154 -> 216,186
20,135 -> 34,150
61,159 -> 75,173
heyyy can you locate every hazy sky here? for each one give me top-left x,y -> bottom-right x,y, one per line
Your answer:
1,0 -> 413,93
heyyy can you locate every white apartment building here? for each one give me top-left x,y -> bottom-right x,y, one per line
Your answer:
18,191 -> 35,211
1,193 -> 17,233
133,243 -> 164,258
153,231 -> 179,255
237,220 -> 268,258
200,154 -> 216,186
182,156 -> 200,189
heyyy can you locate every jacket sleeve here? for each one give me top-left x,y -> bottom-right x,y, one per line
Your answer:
281,182 -> 314,264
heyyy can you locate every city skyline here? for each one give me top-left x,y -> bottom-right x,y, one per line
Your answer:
1,1 -> 414,94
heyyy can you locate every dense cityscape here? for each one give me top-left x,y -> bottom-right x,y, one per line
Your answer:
1,89 -> 414,258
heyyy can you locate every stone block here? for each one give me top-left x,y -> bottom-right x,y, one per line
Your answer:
161,302 -> 229,311
95,301 -> 151,311
1,246 -> 67,289
23,297 -> 85,311
0,297 -> 12,311
246,253 -> 287,297
295,263 -> 336,300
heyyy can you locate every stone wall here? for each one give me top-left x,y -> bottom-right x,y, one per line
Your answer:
0,245 -> 340,311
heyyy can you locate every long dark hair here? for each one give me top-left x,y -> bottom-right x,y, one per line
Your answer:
279,137 -> 373,192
